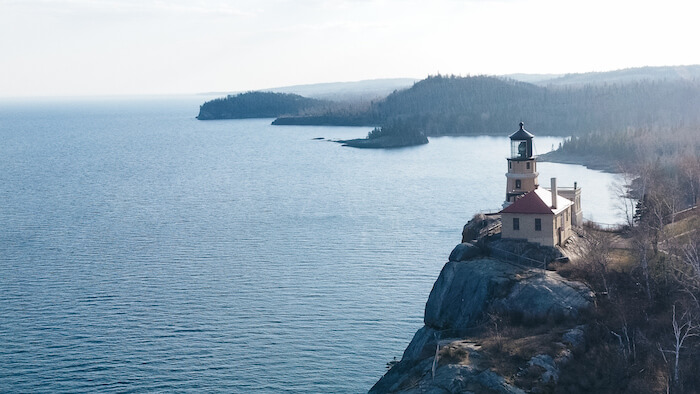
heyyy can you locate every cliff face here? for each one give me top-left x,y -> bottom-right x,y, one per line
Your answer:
370,246 -> 593,393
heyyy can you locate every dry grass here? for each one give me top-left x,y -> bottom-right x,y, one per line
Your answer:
475,323 -> 568,379
437,341 -> 475,366
662,215 -> 699,249
664,213 -> 699,237
608,249 -> 637,271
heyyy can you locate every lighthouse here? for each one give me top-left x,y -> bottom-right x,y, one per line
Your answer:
499,122 -> 584,246
504,122 -> 539,207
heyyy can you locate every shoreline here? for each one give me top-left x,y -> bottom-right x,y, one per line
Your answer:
538,151 -> 623,173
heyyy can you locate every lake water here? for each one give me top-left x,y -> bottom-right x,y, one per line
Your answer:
0,96 -> 625,393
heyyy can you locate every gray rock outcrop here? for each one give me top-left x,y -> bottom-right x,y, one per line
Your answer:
370,256 -> 594,393
447,242 -> 482,262
528,354 -> 558,383
373,340 -> 526,394
562,326 -> 586,351
424,259 -> 592,336
462,214 -> 501,243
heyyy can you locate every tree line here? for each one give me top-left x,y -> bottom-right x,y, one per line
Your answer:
273,74 -> 700,137
197,75 -> 700,148
196,91 -> 330,120
547,121 -> 700,392
558,125 -> 699,208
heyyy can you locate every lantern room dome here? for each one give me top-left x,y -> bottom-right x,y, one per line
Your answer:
509,122 -> 534,160
509,122 -> 534,140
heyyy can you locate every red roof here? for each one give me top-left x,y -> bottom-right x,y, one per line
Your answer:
500,188 -> 572,215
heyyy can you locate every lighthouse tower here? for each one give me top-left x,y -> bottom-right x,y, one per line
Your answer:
504,122 -> 539,207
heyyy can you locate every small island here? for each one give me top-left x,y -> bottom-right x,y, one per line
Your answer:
336,123 -> 428,149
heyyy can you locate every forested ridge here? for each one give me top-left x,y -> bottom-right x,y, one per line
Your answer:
270,74 -> 700,137
400,77 -> 700,135
197,73 -> 700,152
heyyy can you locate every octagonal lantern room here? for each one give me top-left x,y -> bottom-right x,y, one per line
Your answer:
509,122 -> 534,160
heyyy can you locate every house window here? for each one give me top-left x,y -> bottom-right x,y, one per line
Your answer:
515,180 -> 521,189
526,162 -> 530,169
535,218 -> 541,231
513,218 -> 520,230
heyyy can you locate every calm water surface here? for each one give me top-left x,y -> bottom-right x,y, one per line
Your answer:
0,96 -> 625,393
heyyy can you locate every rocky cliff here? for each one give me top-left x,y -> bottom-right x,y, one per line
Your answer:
370,243 -> 593,393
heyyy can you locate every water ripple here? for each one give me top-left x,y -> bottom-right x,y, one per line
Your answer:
0,98 -> 624,393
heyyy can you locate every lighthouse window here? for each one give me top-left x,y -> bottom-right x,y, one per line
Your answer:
526,162 -> 530,169
535,218 -> 541,231
513,218 -> 520,230
515,180 -> 521,189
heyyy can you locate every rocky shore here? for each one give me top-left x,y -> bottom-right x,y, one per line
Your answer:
370,217 -> 594,393
537,151 -> 621,173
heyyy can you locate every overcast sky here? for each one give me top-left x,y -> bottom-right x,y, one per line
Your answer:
1,0 -> 699,97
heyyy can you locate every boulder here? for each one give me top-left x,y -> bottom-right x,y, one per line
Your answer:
424,259 -> 593,333
448,242 -> 482,262
475,369 -> 526,394
462,214 -> 501,243
528,354 -> 559,383
562,326 -> 586,351
494,274 -> 593,324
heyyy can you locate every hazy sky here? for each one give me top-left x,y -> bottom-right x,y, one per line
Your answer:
2,0 -> 699,97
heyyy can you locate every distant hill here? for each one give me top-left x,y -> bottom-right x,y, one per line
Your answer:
501,73 -> 565,84
369,75 -> 545,135
200,78 -> 418,103
200,66 -> 700,104
507,65 -> 700,87
263,78 -> 419,101
274,74 -> 700,137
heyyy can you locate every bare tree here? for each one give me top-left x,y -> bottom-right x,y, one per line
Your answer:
659,304 -> 700,385
650,174 -> 684,226
671,239 -> 700,311
610,173 -> 637,228
682,242 -> 700,280
580,227 -> 613,296
678,154 -> 700,207
631,224 -> 653,301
